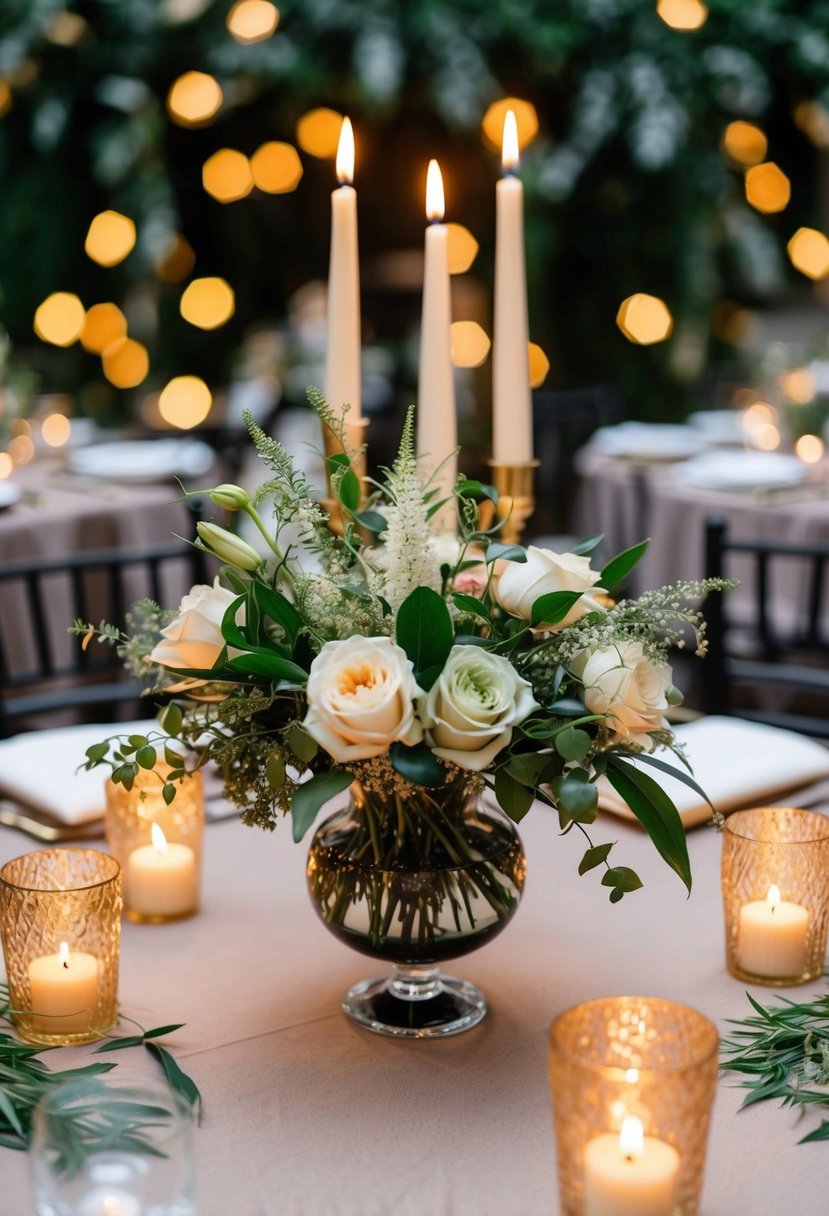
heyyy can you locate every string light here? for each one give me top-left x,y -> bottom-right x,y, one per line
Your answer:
41,413 -> 72,447
721,121 -> 767,167
159,376 -> 212,428
34,293 -> 85,347
296,108 -> 343,158
528,343 -> 550,388
155,234 -> 196,283
202,149 -> 253,202
167,71 -> 223,127
616,294 -> 673,345
445,224 -> 479,275
656,0 -> 708,30
180,277 -> 235,330
481,98 -> 538,153
250,142 -> 303,193
102,338 -> 149,389
80,303 -> 127,354
84,211 -> 136,267
226,0 -> 279,43
745,162 -> 791,213
450,321 -> 490,368
787,228 -> 829,281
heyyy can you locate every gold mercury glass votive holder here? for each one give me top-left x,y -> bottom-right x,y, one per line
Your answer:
105,765 -> 204,924
721,806 -> 829,986
548,996 -> 719,1216
0,848 -> 121,1047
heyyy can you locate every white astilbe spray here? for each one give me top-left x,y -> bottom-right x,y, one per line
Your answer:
375,406 -> 442,612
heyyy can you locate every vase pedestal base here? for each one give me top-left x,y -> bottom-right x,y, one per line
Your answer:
342,963 -> 487,1039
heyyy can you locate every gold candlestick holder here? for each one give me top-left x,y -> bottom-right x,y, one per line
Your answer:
487,459 -> 539,545
320,416 -> 369,535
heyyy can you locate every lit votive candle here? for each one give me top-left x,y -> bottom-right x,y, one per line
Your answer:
28,940 -> 99,1035
584,1115 -> 680,1216
125,824 -> 197,922
738,883 -> 809,978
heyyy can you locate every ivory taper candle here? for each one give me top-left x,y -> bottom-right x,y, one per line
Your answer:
324,116 -> 361,429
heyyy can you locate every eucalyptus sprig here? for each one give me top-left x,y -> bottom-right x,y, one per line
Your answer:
721,985 -> 829,1144
0,982 -> 201,1155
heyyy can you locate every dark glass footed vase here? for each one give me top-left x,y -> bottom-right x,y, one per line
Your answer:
306,777 -> 526,1039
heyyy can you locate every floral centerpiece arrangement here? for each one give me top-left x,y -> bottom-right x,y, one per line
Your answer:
76,392 -> 722,1034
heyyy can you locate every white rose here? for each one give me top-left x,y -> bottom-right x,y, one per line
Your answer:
418,645 -> 538,772
303,636 -> 423,763
150,577 -> 239,671
495,546 -> 606,630
578,641 -> 672,749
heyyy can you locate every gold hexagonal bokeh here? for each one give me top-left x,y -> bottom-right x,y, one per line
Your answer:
481,98 -> 538,153
745,162 -> 791,214
787,227 -> 829,281
80,303 -> 128,354
250,142 -> 303,193
180,277 -> 235,330
296,108 -> 343,159
167,71 -> 223,128
450,321 -> 491,368
34,292 -> 85,347
528,342 -> 550,388
226,0 -> 279,43
41,413 -> 72,447
202,149 -> 253,202
616,294 -> 674,345
84,210 -> 136,268
102,338 -> 149,389
721,121 -> 767,167
656,0 -> 708,30
159,375 -> 213,429
443,224 -> 478,276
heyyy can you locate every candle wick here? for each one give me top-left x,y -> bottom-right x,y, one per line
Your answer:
502,167 -> 519,179
624,1153 -> 634,1163
62,960 -> 69,969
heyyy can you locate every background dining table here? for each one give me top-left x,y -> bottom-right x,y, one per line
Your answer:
0,786 -> 825,1215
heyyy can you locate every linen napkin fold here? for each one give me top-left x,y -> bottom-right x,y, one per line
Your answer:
597,716 -> 829,828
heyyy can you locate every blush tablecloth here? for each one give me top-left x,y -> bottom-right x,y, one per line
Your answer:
0,798 -> 825,1216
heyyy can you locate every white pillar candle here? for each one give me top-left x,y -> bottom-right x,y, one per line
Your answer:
125,823 -> 198,919
584,1116 -> 680,1216
324,116 -> 361,432
417,158 -> 457,533
737,883 -> 809,978
28,940 -> 99,1034
493,109 -> 533,464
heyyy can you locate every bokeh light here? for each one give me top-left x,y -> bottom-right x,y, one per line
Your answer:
84,211 -> 136,267
226,0 -> 279,43
80,303 -> 127,354
167,71 -> 223,127
8,434 -> 34,464
202,149 -> 253,202
794,101 -> 829,149
102,338 -> 149,389
528,342 -> 550,388
41,413 -> 72,447
616,294 -> 673,345
46,11 -> 88,46
796,434 -> 824,464
250,142 -> 303,193
481,98 -> 538,152
297,108 -> 343,158
159,376 -> 213,428
155,234 -> 196,283
0,81 -> 11,119
34,292 -> 85,347
180,277 -> 235,330
0,453 -> 12,478
450,321 -> 490,368
656,0 -> 708,30
721,121 -> 767,167
753,422 -> 781,451
787,228 -> 829,281
745,162 -> 791,213
779,368 -> 815,404
446,224 -> 479,275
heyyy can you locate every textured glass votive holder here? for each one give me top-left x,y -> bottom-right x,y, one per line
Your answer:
105,766 -> 204,924
721,806 -> 829,986
0,848 -> 121,1046
548,996 -> 719,1216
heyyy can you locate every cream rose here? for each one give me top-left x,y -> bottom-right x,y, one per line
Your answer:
302,636 -> 423,763
495,546 -> 606,630
150,577 -> 238,671
578,641 -> 672,749
418,645 -> 538,772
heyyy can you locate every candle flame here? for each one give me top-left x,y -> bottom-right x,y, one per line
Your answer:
619,1115 -> 644,1161
502,109 -> 520,172
151,822 -> 169,856
426,159 -> 445,222
767,883 -> 781,913
336,116 -> 354,185
59,940 -> 70,968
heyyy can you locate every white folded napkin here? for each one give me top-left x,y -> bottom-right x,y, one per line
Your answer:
0,720 -> 164,825
597,716 -> 829,828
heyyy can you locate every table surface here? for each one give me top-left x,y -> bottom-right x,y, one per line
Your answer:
1,792 -> 826,1216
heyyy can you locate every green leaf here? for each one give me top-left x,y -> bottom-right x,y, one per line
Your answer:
226,652 -> 308,683
571,533 -> 604,556
455,478 -> 498,503
554,727 -> 591,761
505,752 -> 549,787
578,843 -> 613,875
143,1023 -> 185,1039
252,581 -> 302,648
531,590 -> 583,627
286,723 -> 318,764
486,542 -> 527,564
609,887 -> 624,904
95,1035 -> 147,1053
162,784 -> 176,806
291,771 -> 354,841
353,509 -> 387,532
389,742 -> 446,787
159,702 -> 183,736
135,745 -> 158,770
0,1090 -> 24,1137
128,734 -> 148,749
85,741 -> 110,763
337,467 -> 361,512
557,775 -> 598,823
451,592 -> 491,623
546,697 -> 588,716
600,539 -> 650,592
266,754 -> 286,789
602,866 -> 644,893
395,587 -> 453,688
623,750 -> 715,815
494,767 -> 535,822
146,1042 -> 202,1120
799,1121 -> 829,1144
605,757 -> 692,894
